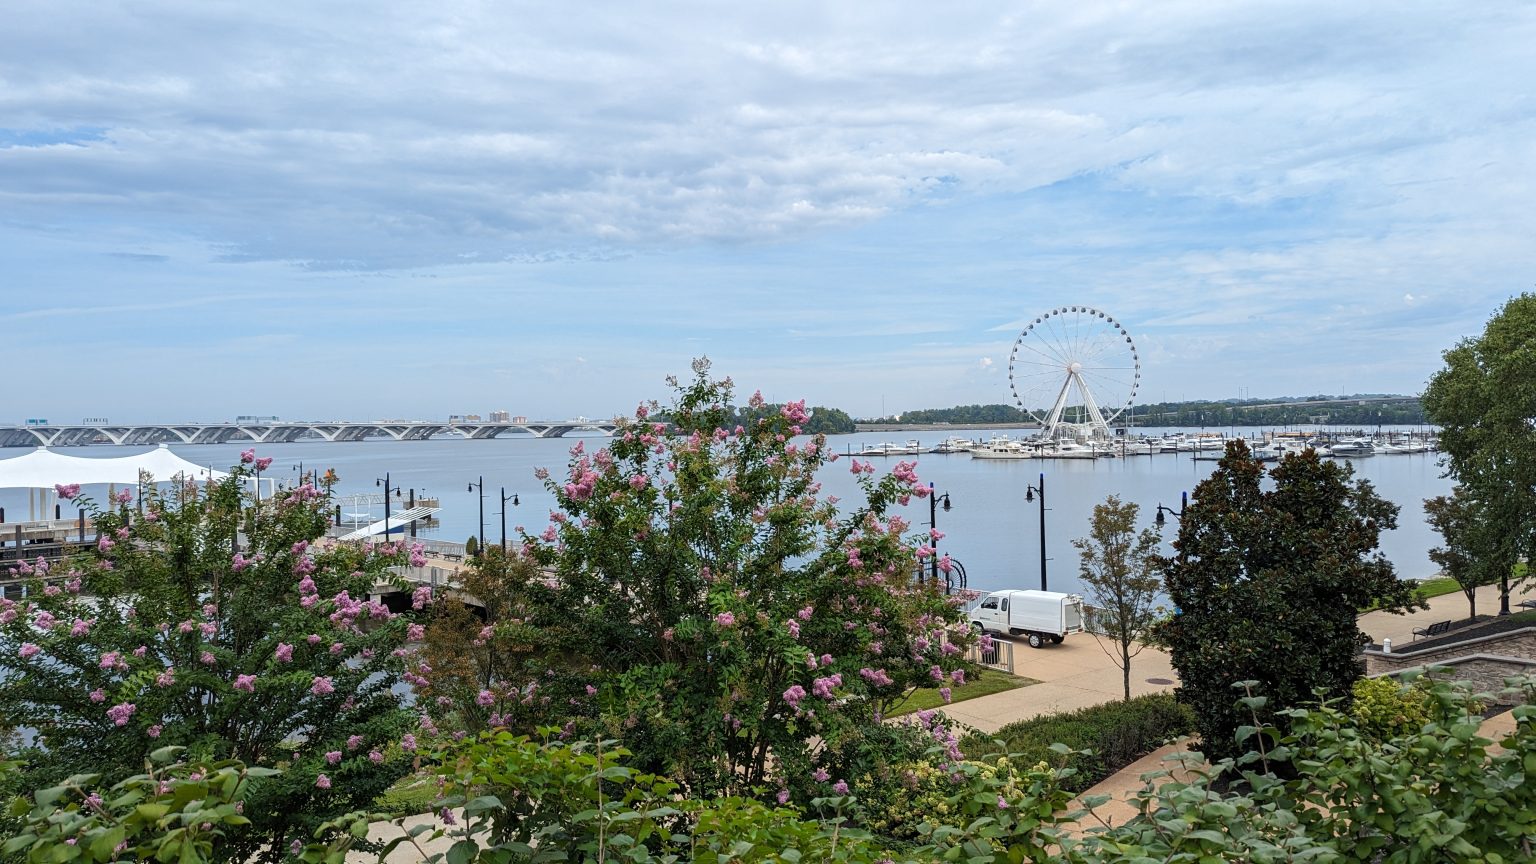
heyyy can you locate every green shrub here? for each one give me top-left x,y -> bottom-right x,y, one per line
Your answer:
962,693 -> 1195,793
1350,676 -> 1433,741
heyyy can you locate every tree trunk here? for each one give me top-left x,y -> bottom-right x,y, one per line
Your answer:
1465,588 -> 1476,620
1122,637 -> 1132,701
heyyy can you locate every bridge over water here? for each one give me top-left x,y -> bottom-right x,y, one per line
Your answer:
0,420 -> 619,447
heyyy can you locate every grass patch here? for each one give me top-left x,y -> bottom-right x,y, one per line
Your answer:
961,694 -> 1195,794
886,669 -> 1035,717
1412,577 -> 1465,601
374,772 -> 438,817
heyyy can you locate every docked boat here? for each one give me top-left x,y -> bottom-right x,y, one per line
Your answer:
859,440 -> 923,457
1327,438 -> 1376,458
970,439 -> 1033,460
928,436 -> 978,454
1040,442 -> 1108,459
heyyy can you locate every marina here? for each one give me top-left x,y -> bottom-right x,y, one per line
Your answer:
2,426 -> 1453,599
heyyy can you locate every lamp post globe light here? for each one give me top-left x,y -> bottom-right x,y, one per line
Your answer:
499,487 -> 520,551
1154,491 -> 1189,527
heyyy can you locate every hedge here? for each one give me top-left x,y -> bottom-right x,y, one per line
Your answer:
961,693 -> 1195,793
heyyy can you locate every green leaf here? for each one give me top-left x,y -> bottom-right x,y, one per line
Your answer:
464,795 -> 504,816
92,826 -> 128,859
447,839 -> 479,864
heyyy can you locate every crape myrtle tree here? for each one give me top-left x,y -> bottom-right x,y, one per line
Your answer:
1071,495 -> 1163,701
0,456 -> 425,862
1156,441 -> 1421,762
1424,486 -> 1515,620
1422,292 -> 1536,615
415,359 -> 975,801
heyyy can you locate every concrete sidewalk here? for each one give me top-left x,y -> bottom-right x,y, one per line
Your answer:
941,635 -> 1179,734
1358,581 -> 1536,646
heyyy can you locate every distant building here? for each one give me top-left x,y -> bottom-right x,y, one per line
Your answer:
448,414 -> 484,423
236,415 -> 280,424
490,410 -> 511,423
81,417 -> 109,424
24,418 -> 49,426
512,415 -> 528,424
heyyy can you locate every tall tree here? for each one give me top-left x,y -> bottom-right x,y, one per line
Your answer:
0,463 -> 420,862
1157,441 -> 1421,762
1424,486 -> 1514,620
1072,495 -> 1163,701
1422,293 -> 1536,615
417,359 -> 973,801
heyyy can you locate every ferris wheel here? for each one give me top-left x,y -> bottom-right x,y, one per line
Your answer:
1008,307 -> 1140,441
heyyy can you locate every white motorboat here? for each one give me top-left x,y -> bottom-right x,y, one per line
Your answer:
859,440 -> 923,457
1327,438 -> 1376,457
1040,442 -> 1106,459
928,436 -> 978,454
970,439 -> 1033,460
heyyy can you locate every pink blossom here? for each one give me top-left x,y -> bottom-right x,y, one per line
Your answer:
798,606 -> 814,621
714,611 -> 735,628
951,669 -> 966,685
325,750 -> 342,764
311,676 -> 334,696
347,735 -> 364,750
147,724 -> 162,739
234,674 -> 257,693
401,734 -> 417,752
54,483 -> 81,500
200,651 -> 216,666
369,750 -> 384,763
776,789 -> 790,805
89,688 -> 106,703
70,618 -> 93,637
107,702 -> 137,726
307,634 -> 322,644
833,779 -> 849,795
315,774 -> 331,789
18,642 -> 41,659
782,685 -> 806,709
240,449 -> 255,464
812,767 -> 830,783
476,690 -> 495,707
275,642 -> 293,662
628,474 -> 648,491
406,623 -> 425,641
231,553 -> 251,572
156,668 -> 176,687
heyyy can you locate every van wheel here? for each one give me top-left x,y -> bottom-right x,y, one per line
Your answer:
1027,632 -> 1043,649
972,622 -> 985,636
1050,635 -> 1064,645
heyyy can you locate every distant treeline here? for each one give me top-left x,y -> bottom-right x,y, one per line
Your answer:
864,396 -> 1426,428
655,404 -> 857,435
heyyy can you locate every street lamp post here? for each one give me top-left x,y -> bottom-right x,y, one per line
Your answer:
1154,491 -> 1189,527
375,474 -> 397,544
499,487 -> 520,551
1025,473 -> 1048,591
467,476 -> 486,553
927,481 -> 952,587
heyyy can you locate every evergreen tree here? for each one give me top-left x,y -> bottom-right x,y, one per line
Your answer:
1157,441 -> 1420,761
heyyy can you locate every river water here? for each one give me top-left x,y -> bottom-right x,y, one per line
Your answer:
0,426 -> 1452,597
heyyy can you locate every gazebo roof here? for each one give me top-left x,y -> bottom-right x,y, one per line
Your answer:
0,445 -> 229,490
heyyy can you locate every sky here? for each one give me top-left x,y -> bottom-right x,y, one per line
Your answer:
3,1 -> 1534,423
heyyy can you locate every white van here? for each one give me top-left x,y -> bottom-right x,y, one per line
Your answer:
969,589 -> 1086,648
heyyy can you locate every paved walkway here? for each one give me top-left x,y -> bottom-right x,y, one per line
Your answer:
1358,581 -> 1536,647
941,635 -> 1179,734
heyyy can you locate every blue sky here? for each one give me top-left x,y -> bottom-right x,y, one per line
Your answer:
3,1 -> 1533,422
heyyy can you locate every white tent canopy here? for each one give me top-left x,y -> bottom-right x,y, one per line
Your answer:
0,445 -> 230,490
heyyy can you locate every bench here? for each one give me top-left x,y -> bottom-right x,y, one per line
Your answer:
1412,620 -> 1453,640
441,552 -> 464,562
1517,599 -> 1536,611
